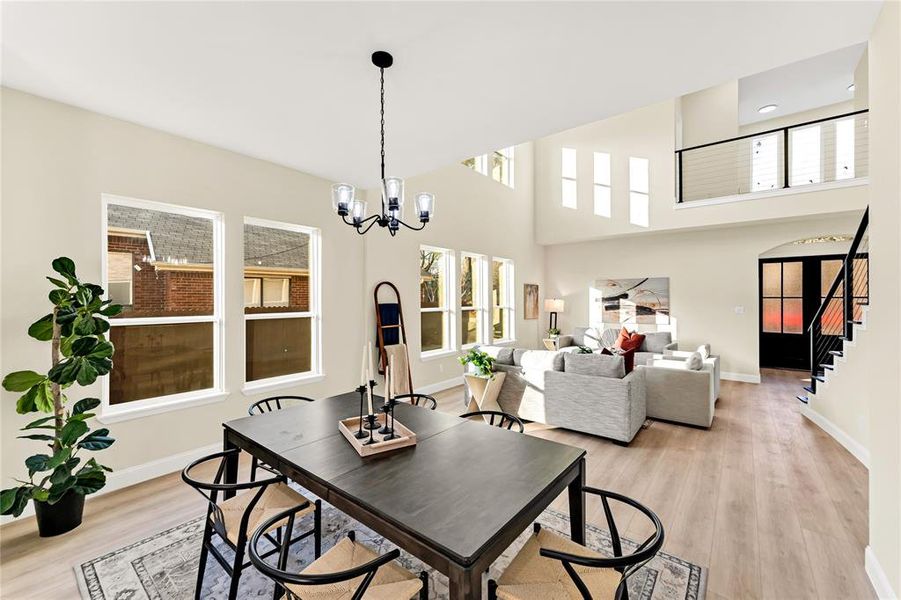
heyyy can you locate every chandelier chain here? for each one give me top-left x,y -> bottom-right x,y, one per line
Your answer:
380,67 -> 386,181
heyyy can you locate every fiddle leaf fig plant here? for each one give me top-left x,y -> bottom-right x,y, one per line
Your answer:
459,348 -> 495,378
0,258 -> 120,517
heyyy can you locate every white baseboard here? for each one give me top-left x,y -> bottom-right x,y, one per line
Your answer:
722,371 -> 761,384
417,377 -> 463,395
801,404 -> 870,469
866,545 -> 899,599
0,442 -> 220,527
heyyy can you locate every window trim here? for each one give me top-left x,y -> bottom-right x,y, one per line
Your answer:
243,216 -> 322,387
492,257 -> 516,344
460,252 -> 489,349
99,193 -> 226,423
562,147 -> 578,209
419,245 -> 456,358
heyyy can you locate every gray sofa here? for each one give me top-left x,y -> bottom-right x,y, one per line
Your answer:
469,346 -> 646,443
557,327 -> 677,367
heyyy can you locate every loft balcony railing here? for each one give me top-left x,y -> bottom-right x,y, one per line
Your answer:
675,109 -> 869,204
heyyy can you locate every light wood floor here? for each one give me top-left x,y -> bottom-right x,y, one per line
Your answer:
0,369 -> 872,599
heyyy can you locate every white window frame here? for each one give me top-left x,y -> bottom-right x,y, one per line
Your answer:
492,146 -> 515,188
99,193 -> 226,423
460,252 -> 489,349
243,217 -> 323,394
492,257 -> 516,344
751,133 -> 779,192
593,152 -> 612,217
562,147 -> 578,209
420,245 -> 456,359
629,157 -> 650,228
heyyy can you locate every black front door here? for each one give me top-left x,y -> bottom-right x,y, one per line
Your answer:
758,255 -> 846,370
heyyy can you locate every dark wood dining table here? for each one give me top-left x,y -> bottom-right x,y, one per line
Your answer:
222,391 -> 586,600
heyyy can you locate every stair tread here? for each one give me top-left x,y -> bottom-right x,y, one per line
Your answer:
803,386 -> 815,394
796,395 -> 810,404
819,364 -> 835,370
828,350 -> 844,356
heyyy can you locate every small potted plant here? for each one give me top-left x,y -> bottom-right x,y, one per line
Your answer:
458,348 -> 495,378
1,258 -> 120,536
547,327 -> 560,339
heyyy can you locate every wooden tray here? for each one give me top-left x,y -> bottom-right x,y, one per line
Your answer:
338,413 -> 417,457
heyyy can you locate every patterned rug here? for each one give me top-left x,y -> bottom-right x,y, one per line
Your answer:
75,492 -> 706,599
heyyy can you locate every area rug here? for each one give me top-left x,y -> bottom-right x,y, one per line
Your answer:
75,493 -> 706,600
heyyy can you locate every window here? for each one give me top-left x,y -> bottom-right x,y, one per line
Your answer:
492,258 -> 515,342
562,148 -> 578,208
761,261 -> 803,334
461,253 -> 488,347
107,251 -> 134,306
629,157 -> 649,227
820,258 -> 868,336
593,152 -> 611,217
463,154 -> 488,175
420,246 -> 454,355
751,134 -> 779,191
102,195 -> 224,418
790,125 -> 822,186
490,147 -> 515,188
244,218 -> 320,387
835,118 -> 855,180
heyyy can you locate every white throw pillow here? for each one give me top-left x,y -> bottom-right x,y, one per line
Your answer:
697,344 -> 710,360
686,352 -> 703,370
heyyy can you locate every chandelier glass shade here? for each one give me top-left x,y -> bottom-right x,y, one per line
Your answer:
331,51 -> 435,236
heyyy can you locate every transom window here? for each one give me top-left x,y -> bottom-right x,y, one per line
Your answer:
243,217 -> 321,388
102,194 -> 224,418
463,154 -> 488,175
492,257 -> 515,343
491,147 -> 515,188
593,152 -> 611,217
420,246 -> 454,356
629,157 -> 649,227
562,147 -> 578,209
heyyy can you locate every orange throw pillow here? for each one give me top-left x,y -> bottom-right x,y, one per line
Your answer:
614,327 -> 645,353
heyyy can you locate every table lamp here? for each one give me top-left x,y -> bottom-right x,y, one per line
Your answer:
544,298 -> 565,333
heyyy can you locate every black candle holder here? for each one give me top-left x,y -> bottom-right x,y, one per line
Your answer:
380,399 -> 399,440
363,414 -> 379,445
354,385 -> 369,439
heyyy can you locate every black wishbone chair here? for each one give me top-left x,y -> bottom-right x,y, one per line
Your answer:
488,487 -> 664,600
392,393 -> 437,410
249,507 -> 429,600
248,395 -> 316,481
182,449 -> 321,600
460,410 -> 525,433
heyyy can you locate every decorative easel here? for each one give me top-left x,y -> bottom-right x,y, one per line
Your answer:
373,281 -> 414,392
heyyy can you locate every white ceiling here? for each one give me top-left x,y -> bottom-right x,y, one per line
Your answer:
739,42 -> 867,125
1,1 -> 882,187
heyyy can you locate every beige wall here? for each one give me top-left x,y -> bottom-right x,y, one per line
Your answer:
544,212 -> 862,379
533,99 -> 869,246
863,1 -> 901,595
364,145 -> 545,393
679,81 -> 739,149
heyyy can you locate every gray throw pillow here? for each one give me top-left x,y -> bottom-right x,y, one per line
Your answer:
564,353 -> 626,379
642,331 -> 672,353
476,345 -> 514,365
686,351 -> 703,370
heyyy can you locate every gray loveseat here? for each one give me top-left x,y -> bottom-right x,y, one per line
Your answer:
468,346 -> 646,444
557,327 -> 677,367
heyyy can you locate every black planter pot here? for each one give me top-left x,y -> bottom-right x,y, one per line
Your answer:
33,490 -> 85,537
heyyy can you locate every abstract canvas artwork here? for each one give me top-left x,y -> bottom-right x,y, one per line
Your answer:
592,277 -> 670,324
523,283 -> 539,320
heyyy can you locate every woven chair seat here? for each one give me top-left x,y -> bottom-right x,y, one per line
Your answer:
216,482 -> 314,546
495,528 -> 621,600
287,537 -> 423,600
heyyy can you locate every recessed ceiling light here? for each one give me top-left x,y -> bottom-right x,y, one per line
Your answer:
848,83 -> 856,92
758,104 -> 778,114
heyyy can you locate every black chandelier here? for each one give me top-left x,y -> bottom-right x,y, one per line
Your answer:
331,51 -> 435,236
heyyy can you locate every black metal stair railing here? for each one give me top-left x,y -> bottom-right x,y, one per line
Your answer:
804,208 -> 869,401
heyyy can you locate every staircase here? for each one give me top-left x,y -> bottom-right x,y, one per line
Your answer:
798,207 -> 869,404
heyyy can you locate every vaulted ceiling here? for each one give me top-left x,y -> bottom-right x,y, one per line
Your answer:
2,1 -> 882,187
